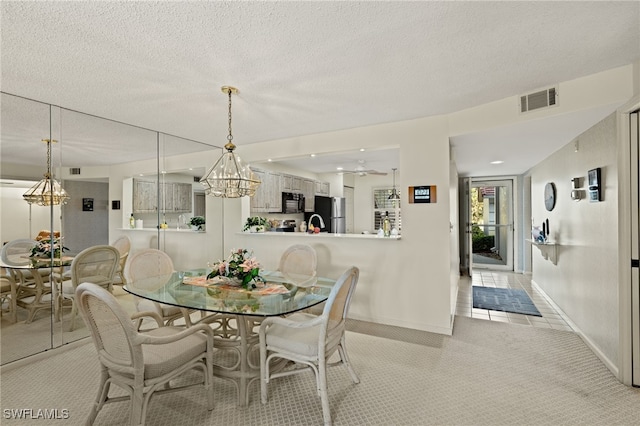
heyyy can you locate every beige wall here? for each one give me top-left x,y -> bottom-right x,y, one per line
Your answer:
530,113 -> 620,371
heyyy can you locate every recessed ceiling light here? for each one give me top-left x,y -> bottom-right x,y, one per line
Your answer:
336,167 -> 343,171
310,154 -> 316,157
490,160 -> 504,165
359,148 -> 365,152
267,159 -> 272,162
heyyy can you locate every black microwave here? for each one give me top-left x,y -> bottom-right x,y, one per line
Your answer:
282,192 -> 305,214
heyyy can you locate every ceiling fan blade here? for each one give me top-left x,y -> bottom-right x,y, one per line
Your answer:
342,169 -> 388,176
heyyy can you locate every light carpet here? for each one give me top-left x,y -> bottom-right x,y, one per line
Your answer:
1,316 -> 639,425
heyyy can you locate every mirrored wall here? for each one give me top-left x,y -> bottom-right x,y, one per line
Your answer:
0,92 -> 223,364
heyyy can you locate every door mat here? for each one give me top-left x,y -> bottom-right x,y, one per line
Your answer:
472,286 -> 542,317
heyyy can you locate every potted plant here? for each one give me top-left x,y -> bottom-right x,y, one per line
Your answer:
189,216 -> 206,231
243,216 -> 269,233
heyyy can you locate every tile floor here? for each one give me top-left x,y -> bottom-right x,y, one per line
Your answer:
456,270 -> 574,332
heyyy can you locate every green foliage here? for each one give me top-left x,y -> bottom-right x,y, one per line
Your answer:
472,225 -> 495,252
189,216 -> 205,226
243,216 -> 269,231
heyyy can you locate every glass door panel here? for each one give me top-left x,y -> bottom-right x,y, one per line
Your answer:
470,179 -> 513,271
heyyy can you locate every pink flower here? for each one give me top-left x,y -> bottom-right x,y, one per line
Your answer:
240,257 -> 259,272
218,262 -> 227,275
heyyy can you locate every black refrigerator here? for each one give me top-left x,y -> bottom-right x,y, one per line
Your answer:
306,196 -> 346,233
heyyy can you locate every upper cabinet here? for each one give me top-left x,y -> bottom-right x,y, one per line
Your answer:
315,181 -> 330,196
282,174 -> 303,192
161,182 -> 192,213
250,168 -> 329,213
251,169 -> 282,212
133,179 -> 158,213
133,179 -> 193,214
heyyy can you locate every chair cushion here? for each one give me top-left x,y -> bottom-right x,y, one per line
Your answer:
141,326 -> 208,379
265,312 -> 322,357
137,299 -> 182,317
61,280 -> 75,295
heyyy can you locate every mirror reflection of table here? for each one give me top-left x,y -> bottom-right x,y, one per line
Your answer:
124,269 -> 334,406
0,256 -> 73,323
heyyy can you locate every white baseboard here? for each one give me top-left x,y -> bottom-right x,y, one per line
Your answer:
0,337 -> 91,373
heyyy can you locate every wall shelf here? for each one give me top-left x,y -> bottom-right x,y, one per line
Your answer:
526,239 -> 557,265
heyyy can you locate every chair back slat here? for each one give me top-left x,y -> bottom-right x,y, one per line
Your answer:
71,246 -> 120,289
124,249 -> 174,283
279,244 -> 317,287
79,284 -> 141,372
325,267 -> 359,326
1,239 -> 37,266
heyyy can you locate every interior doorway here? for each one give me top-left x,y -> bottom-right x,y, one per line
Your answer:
468,179 -> 514,271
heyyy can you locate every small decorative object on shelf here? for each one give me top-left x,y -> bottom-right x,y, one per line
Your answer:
207,248 -> 262,289
382,211 -> 391,237
243,216 -> 269,233
189,216 -> 206,231
30,236 -> 69,259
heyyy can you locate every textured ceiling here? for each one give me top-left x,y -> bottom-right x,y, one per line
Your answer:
1,1 -> 639,176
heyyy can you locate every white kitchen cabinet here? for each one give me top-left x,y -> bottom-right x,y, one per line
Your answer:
303,179 -> 315,212
133,179 -> 158,213
315,181 -> 330,196
134,179 -> 192,214
282,174 -> 303,193
251,169 -> 282,212
162,182 -> 192,213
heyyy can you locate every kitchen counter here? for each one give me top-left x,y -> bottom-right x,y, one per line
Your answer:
238,231 -> 400,240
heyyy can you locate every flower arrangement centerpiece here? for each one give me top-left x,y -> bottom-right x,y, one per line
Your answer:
207,248 -> 262,289
30,236 -> 69,259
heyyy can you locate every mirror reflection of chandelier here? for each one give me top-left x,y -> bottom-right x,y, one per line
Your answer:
23,139 -> 70,206
388,168 -> 400,201
200,86 -> 261,198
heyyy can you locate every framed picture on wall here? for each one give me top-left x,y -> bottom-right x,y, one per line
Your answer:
82,198 -> 94,211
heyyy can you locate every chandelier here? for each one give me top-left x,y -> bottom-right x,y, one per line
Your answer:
200,86 -> 261,198
23,139 -> 70,206
388,168 -> 400,201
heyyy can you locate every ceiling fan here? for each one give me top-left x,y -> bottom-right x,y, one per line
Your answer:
341,160 -> 388,176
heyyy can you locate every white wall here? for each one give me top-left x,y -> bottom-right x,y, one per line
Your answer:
0,183 -> 62,243
530,113 -> 620,372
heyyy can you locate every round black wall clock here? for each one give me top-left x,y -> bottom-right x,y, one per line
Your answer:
544,182 -> 556,211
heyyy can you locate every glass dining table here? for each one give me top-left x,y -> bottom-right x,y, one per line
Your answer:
124,269 -> 335,406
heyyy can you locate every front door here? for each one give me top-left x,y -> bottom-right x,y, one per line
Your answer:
470,179 -> 514,271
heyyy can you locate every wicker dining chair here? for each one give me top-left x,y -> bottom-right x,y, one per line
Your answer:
110,235 -> 131,285
0,275 -> 18,322
58,245 -> 119,331
124,248 -> 191,329
0,239 -> 52,301
76,282 -> 214,425
259,266 -> 360,426
278,244 -> 318,287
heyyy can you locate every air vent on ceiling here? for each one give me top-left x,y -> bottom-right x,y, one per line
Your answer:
69,167 -> 81,175
520,87 -> 557,113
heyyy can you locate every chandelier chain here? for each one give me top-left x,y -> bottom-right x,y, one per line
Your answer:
45,139 -> 51,178
227,89 -> 233,142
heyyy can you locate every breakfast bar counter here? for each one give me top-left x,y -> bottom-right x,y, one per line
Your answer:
238,232 -> 401,240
